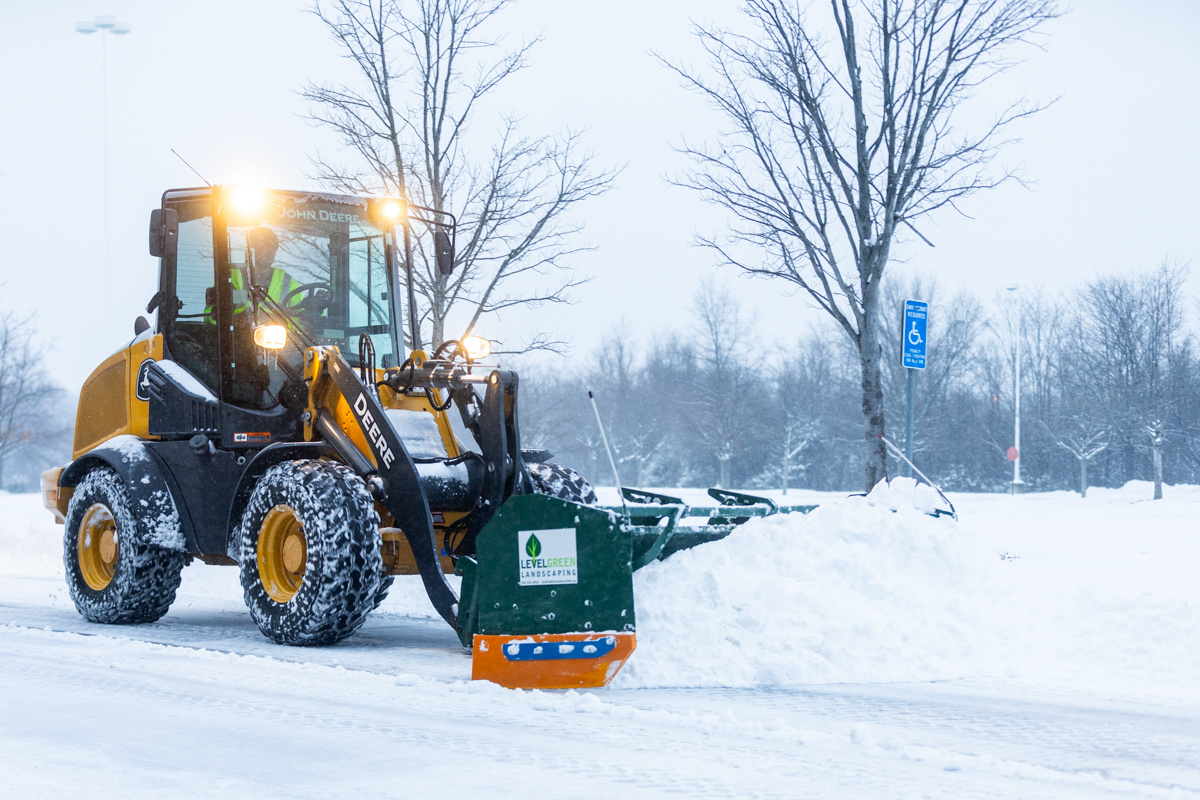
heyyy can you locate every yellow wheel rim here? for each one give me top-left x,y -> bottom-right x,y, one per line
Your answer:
258,505 -> 307,603
78,503 -> 119,591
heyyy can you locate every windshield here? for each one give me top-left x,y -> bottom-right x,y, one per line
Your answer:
223,190 -> 399,408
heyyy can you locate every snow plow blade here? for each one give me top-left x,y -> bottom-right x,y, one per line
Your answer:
457,489 -> 813,689
456,494 -> 637,689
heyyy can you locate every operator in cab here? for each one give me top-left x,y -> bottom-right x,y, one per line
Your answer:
243,227 -> 303,323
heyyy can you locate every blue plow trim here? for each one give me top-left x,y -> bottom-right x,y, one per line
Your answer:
502,637 -> 618,662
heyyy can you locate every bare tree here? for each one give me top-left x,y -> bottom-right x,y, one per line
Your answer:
1040,419 -> 1107,497
685,281 -> 760,488
777,414 -> 818,494
666,0 -> 1058,490
1146,419 -> 1165,500
304,0 -> 615,352
1072,262 -> 1189,496
0,310 -> 65,489
582,327 -> 670,487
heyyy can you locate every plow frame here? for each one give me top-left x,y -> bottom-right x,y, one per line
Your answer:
603,487 -> 817,570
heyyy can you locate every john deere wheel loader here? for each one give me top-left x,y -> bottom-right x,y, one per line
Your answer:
42,185 -> 811,689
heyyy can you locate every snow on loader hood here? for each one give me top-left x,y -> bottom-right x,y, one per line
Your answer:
618,478 -> 1038,688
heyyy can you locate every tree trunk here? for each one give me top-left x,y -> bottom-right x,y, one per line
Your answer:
859,313 -> 888,492
1079,456 -> 1087,499
718,454 -> 731,489
1153,444 -> 1163,500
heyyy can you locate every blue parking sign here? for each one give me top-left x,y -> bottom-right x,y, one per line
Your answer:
902,300 -> 928,369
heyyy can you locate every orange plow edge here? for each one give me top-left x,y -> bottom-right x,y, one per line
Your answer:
472,633 -> 636,690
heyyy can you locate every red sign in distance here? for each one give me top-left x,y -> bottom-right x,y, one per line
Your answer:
1006,447 -> 1019,461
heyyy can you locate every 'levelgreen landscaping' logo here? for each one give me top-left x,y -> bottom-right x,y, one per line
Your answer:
518,528 -> 578,587
525,533 -> 542,561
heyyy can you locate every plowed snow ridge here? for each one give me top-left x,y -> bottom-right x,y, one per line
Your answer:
618,479 -> 1041,687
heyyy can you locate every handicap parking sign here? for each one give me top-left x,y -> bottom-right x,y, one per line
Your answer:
902,300 -> 927,369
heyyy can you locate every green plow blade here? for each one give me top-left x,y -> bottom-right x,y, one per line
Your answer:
603,487 -> 817,570
454,489 -> 815,689
455,488 -> 817,646
456,493 -> 636,647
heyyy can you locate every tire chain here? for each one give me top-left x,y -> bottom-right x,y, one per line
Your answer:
63,467 -> 187,625
238,460 -> 384,646
528,462 -> 599,505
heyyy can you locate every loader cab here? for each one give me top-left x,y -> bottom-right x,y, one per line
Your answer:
151,186 -> 405,423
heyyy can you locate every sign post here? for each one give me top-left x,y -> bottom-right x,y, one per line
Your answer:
902,300 -> 928,476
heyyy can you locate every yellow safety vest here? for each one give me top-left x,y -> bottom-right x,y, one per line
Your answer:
206,267 -> 303,324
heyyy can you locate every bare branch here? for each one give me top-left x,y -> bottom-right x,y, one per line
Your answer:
665,0 -> 1059,488
303,0 -> 615,353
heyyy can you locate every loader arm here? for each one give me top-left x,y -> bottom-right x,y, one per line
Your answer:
300,345 -> 532,630
303,346 -> 460,627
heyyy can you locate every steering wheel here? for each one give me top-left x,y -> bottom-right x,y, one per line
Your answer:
279,281 -> 331,313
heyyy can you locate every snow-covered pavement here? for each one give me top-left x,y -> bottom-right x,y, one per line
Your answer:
2,483 -> 1198,798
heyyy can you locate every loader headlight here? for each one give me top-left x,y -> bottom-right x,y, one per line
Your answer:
378,199 -> 404,220
462,335 -> 491,361
253,324 -> 288,350
229,185 -> 266,217
370,197 -> 407,227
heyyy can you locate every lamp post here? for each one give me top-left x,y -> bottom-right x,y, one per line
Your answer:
75,15 -> 132,328
1006,284 -> 1024,494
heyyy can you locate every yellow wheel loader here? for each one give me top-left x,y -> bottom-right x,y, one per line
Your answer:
41,185 -> 811,689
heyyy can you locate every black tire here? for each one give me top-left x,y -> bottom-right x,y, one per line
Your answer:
372,575 -> 395,610
63,467 -> 187,624
528,462 -> 598,505
237,460 -> 383,646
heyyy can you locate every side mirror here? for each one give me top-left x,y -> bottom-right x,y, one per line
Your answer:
134,316 -> 150,335
434,228 -> 455,276
149,208 -> 179,258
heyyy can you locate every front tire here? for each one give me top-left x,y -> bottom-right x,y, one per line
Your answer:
238,460 -> 383,646
63,467 -> 186,624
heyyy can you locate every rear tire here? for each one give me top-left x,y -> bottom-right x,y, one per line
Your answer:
528,462 -> 598,505
237,460 -> 383,646
63,467 -> 186,624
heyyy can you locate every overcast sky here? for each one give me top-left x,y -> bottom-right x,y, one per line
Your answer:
2,1 -> 1199,391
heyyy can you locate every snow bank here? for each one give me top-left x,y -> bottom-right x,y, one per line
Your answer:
618,479 -> 1041,688
0,492 -> 63,578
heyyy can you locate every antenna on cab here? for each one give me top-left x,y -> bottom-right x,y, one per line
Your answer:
171,149 -> 213,187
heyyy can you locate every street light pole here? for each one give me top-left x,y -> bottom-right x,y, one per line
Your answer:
75,15 -> 132,329
1006,284 -> 1024,494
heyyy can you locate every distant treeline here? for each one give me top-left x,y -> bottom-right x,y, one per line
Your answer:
5,262 -> 1195,497
0,309 -> 71,493
518,263 -> 1200,495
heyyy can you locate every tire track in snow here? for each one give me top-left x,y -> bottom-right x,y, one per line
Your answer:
0,625 -> 805,799
5,623 -> 1196,799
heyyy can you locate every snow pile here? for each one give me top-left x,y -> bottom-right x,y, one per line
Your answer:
858,476 -> 944,516
618,478 -> 1040,688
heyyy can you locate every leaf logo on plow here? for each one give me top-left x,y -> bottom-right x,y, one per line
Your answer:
525,533 -> 542,561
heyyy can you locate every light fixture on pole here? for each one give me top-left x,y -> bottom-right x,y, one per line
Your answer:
1006,284 -> 1024,494
75,15 -> 132,329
